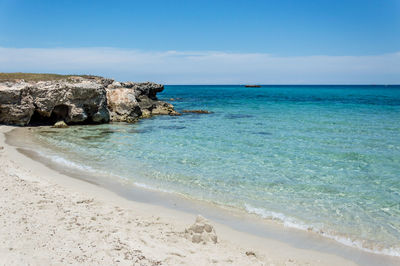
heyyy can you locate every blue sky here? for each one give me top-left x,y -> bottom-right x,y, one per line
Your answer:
0,0 -> 399,84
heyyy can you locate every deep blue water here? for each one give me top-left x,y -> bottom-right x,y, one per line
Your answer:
32,85 -> 400,256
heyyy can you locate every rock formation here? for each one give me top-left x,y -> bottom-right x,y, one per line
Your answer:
53,121 -> 68,128
106,81 -> 179,122
0,76 -> 179,126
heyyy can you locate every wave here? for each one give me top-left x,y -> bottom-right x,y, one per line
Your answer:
36,150 -> 177,195
133,181 -> 173,194
244,204 -> 400,257
36,151 -> 96,173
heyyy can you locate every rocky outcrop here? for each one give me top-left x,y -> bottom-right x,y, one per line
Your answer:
106,81 -> 179,122
0,76 -> 178,126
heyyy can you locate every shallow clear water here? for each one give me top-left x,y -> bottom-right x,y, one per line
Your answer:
32,85 -> 400,256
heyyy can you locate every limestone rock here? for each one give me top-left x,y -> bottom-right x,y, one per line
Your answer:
106,87 -> 141,123
151,101 -> 181,116
0,77 -> 178,126
53,121 -> 68,128
185,215 -> 218,244
0,78 -> 109,125
105,82 -> 179,121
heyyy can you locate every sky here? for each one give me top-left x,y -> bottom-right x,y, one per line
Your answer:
0,0 -> 399,84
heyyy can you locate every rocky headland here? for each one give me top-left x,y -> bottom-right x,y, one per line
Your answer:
0,74 -> 179,126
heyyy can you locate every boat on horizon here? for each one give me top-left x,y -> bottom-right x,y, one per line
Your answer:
244,85 -> 261,88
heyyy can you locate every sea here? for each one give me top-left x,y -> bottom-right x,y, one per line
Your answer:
26,85 -> 400,257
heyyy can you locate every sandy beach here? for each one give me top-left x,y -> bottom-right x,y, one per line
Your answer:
0,125 -> 365,265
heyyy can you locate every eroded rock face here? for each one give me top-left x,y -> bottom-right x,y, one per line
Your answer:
0,77 -> 178,126
106,81 -> 180,121
106,87 -> 141,123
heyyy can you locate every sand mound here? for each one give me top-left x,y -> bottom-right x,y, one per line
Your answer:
185,215 -> 218,244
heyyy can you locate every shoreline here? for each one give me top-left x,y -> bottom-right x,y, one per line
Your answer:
1,125 -> 399,265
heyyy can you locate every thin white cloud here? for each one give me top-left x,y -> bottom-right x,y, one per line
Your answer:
0,47 -> 399,84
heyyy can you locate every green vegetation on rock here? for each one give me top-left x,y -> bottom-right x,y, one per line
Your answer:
0,72 -> 100,82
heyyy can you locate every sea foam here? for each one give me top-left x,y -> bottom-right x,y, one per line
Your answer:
36,151 -> 96,173
244,204 -> 400,257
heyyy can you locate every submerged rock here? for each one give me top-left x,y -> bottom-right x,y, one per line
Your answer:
185,215 -> 218,244
0,76 -> 178,126
168,97 -> 182,101
182,110 -> 212,114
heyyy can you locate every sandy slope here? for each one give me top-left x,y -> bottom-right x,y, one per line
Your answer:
0,125 -> 356,265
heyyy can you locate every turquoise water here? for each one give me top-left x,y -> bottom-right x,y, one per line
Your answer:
32,85 -> 400,256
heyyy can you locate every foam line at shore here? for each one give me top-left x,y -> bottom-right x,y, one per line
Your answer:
32,149 -> 175,195
244,204 -> 400,257
37,151 -> 96,173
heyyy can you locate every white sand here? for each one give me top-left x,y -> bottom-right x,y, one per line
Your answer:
0,125 -> 357,265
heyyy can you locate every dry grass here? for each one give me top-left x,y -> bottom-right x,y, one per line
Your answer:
0,73 -> 101,82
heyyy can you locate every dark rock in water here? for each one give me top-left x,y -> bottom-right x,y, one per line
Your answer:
182,110 -> 212,114
40,130 -> 57,134
80,133 -> 114,141
0,75 -> 179,126
127,127 -> 153,134
245,85 -> 261,88
99,129 -> 119,135
225,114 -> 253,119
253,131 -> 271,136
159,125 -> 186,130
